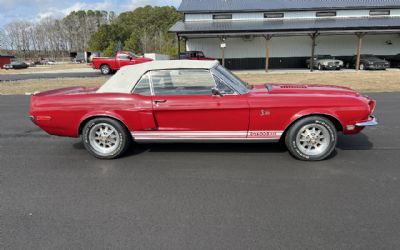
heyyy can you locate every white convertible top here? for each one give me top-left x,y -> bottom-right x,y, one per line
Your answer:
97,60 -> 220,93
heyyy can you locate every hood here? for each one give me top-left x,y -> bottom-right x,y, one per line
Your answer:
251,84 -> 360,97
363,58 -> 389,63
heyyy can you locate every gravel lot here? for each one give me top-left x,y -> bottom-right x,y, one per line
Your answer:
1,93 -> 400,249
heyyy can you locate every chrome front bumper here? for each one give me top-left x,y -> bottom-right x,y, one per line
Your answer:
355,116 -> 378,127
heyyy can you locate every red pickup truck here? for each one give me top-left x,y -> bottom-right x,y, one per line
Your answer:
92,51 -> 152,75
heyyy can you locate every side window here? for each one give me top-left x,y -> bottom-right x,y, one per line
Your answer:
132,73 -> 151,96
118,54 -> 129,60
151,69 -> 216,96
213,76 -> 235,95
180,53 -> 188,59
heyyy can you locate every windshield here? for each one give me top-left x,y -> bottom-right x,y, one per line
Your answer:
215,65 -> 249,94
127,52 -> 138,58
317,55 -> 332,59
361,55 -> 377,60
197,52 -> 204,57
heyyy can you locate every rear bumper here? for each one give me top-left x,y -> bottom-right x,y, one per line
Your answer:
356,116 -> 378,127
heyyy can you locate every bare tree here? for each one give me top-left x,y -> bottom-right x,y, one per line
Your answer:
2,10 -> 111,59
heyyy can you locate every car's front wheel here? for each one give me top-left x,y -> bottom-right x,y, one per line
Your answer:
82,118 -> 131,159
285,116 -> 337,161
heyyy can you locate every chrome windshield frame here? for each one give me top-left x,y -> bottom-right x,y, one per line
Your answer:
211,65 -> 250,95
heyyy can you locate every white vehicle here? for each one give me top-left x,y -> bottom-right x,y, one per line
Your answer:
306,55 -> 344,70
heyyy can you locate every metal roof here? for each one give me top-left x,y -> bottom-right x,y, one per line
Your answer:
170,17 -> 400,34
179,0 -> 400,13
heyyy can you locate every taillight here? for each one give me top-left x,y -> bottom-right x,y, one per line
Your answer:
369,100 -> 376,114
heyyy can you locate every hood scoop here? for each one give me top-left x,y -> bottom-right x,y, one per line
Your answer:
279,84 -> 308,89
266,84 -> 308,90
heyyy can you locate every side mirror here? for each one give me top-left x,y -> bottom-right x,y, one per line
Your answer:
212,88 -> 223,97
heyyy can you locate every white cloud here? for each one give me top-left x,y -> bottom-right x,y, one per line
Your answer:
124,0 -> 181,10
0,0 -> 181,26
36,0 -> 114,21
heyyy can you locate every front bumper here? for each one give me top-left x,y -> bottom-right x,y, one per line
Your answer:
323,65 -> 341,70
366,65 -> 389,70
355,116 -> 378,127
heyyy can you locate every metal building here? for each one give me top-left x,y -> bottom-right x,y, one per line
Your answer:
170,0 -> 400,70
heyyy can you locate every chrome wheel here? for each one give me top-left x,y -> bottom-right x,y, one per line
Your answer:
101,65 -> 110,74
296,124 -> 331,156
89,123 -> 120,156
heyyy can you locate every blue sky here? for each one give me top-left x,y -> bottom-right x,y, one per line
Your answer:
0,0 -> 181,26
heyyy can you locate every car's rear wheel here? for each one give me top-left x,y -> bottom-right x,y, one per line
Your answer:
82,118 -> 131,159
285,116 -> 337,161
100,64 -> 111,75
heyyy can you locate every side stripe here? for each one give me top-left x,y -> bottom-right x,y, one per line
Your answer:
131,131 -> 283,140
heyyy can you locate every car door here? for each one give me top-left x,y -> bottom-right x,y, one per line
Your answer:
148,69 -> 249,139
117,53 -> 132,68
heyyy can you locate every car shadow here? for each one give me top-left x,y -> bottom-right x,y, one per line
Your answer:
336,133 -> 373,150
72,132 -> 373,158
124,142 -> 288,157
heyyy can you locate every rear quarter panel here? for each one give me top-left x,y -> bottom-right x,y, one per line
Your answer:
31,93 -> 155,137
92,58 -> 116,69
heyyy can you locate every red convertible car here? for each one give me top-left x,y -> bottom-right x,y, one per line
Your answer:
30,60 -> 377,161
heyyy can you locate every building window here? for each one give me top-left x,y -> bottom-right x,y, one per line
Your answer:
316,11 -> 337,17
213,14 -> 232,20
264,12 -> 284,18
370,10 -> 390,16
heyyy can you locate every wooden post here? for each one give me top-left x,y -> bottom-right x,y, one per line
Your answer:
355,33 -> 366,71
220,37 -> 226,67
183,37 -> 187,52
177,34 -> 181,59
264,34 -> 272,72
309,32 -> 319,72
221,46 -> 225,66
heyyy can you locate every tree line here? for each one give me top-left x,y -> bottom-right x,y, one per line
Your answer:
88,6 -> 182,58
0,6 -> 182,60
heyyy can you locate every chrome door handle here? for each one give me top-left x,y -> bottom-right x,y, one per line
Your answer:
154,100 -> 167,104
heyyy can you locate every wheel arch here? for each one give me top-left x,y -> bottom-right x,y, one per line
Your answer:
78,114 -> 130,136
100,63 -> 110,67
281,113 -> 343,141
